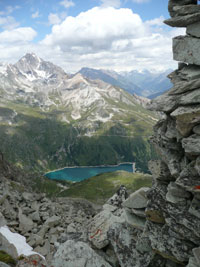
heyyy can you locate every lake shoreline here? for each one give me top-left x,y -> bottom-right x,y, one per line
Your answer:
44,162 -> 134,175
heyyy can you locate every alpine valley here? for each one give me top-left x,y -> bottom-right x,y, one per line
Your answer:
0,53 -> 158,173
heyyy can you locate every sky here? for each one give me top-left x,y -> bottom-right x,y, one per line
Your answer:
0,0 -> 186,73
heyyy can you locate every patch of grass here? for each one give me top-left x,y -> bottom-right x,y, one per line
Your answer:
0,250 -> 16,266
33,176 -> 72,197
58,170 -> 152,204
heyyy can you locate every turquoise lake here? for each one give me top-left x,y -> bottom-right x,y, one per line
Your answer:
45,163 -> 133,182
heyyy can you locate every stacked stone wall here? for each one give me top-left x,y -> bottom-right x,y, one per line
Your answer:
147,1 -> 200,266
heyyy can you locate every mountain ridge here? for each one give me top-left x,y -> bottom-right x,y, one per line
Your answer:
0,53 -> 157,172
78,67 -> 172,98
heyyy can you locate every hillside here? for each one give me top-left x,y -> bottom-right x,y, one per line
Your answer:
0,53 -> 158,172
58,171 -> 152,204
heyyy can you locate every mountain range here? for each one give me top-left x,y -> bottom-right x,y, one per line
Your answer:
0,53 -> 158,172
78,67 -> 172,98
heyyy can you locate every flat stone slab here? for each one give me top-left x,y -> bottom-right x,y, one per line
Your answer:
125,209 -> 146,230
164,12 -> 200,27
174,4 -> 200,16
173,35 -> 200,65
187,21 -> 200,38
122,187 -> 149,209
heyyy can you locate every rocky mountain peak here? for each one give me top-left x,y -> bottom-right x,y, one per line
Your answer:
14,53 -> 67,82
15,53 -> 42,72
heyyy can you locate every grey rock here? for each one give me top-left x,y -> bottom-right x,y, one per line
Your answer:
177,65 -> 200,81
171,105 -> 200,137
51,240 -> 112,267
30,211 -> 40,222
18,208 -> 34,233
166,182 -> 189,204
168,0 -> 197,17
122,187 -> 149,209
189,197 -> 200,219
28,234 -> 44,247
174,4 -> 200,16
146,221 -> 194,263
148,160 -> 173,181
195,156 -> 200,175
125,208 -> 146,230
0,263 -> 11,267
182,134 -> 200,156
193,125 -> 200,135
186,257 -> 199,267
193,247 -> 200,265
35,240 -> 50,256
187,21 -> 200,38
131,208 -> 146,218
165,12 -> 200,27
22,192 -> 35,202
44,215 -> 60,227
88,205 -> 125,249
173,35 -> 200,65
108,222 -> 156,267
149,92 -> 178,113
169,78 -> 200,95
67,223 -> 77,233
0,212 -> 6,227
37,225 -> 49,238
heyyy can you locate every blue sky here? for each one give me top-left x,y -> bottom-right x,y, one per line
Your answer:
0,0 -> 185,72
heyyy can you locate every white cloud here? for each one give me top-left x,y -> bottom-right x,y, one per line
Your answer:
60,0 -> 75,9
100,0 -> 121,8
48,13 -> 61,25
0,7 -> 183,73
146,16 -> 165,26
0,27 -> 37,43
42,7 -> 146,52
0,16 -> 19,30
32,11 -> 40,19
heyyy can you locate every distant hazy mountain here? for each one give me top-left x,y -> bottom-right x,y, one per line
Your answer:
78,67 -> 142,95
120,69 -> 173,98
78,67 -> 172,98
0,53 -> 157,172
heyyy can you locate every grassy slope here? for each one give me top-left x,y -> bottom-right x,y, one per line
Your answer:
57,171 -> 152,204
0,95 -> 157,172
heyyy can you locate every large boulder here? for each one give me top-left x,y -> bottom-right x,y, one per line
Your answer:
88,204 -> 125,249
51,240 -> 112,267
